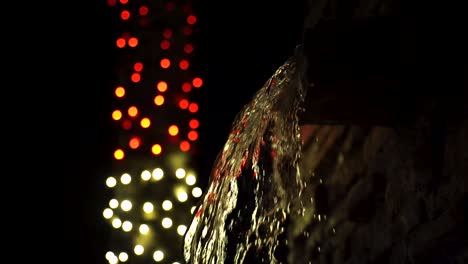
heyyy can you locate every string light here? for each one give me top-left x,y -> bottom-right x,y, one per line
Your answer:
104,3 -> 202,263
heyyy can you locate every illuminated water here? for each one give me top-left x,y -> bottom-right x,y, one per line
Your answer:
184,50 -> 308,263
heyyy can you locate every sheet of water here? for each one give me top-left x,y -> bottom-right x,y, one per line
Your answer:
184,51 -> 308,263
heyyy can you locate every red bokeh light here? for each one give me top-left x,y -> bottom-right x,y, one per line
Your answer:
139,6 -> 148,16
187,15 -> 197,25
188,102 -> 199,113
120,10 -> 130,20
163,29 -> 173,39
183,43 -> 194,54
165,2 -> 175,11
134,62 -> 143,72
179,59 -> 189,70
183,26 -> 192,35
116,38 -> 126,48
192,77 -> 203,88
188,130 -> 198,141
179,99 -> 189,109
182,82 -> 192,92
180,141 -> 190,152
122,120 -> 132,130
131,73 -> 141,83
160,39 -> 170,50
128,37 -> 138,47
189,119 -> 199,129
160,58 -> 171,68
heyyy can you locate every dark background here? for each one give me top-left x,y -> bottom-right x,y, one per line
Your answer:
55,0 -> 307,263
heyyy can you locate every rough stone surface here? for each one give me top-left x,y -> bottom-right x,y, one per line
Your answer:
286,116 -> 468,263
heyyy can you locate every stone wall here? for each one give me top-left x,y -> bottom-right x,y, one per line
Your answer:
286,116 -> 467,263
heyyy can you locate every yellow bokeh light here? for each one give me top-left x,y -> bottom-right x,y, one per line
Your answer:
118,252 -> 128,262
134,245 -> 144,255
106,177 -> 117,188
143,202 -> 154,213
121,200 -> 132,211
175,168 -> 186,179
177,190 -> 188,202
153,250 -> 164,262
154,95 -> 165,106
109,199 -> 119,208
152,168 -> 164,180
185,174 -> 196,185
114,149 -> 124,160
103,208 -> 113,219
121,173 -> 131,184
128,106 -> 138,117
122,220 -> 133,231
162,200 -> 172,211
139,224 -> 150,234
140,117 -> 151,128
192,187 -> 203,198
168,125 -> 179,136
152,144 -> 162,155
112,218 -> 122,228
161,217 -> 172,228
112,110 -> 122,120
115,86 -> 125,97
177,225 -> 187,236
141,170 -> 151,181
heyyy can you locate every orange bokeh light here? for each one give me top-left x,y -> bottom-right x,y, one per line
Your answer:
180,141 -> 190,152
119,0 -> 128,4
157,81 -> 168,92
188,130 -> 198,141
128,106 -> 138,117
116,38 -> 126,48
114,149 -> 124,160
188,102 -> 199,113
129,137 -> 141,149
179,99 -> 189,109
152,144 -> 162,155
154,95 -> 165,106
192,77 -> 203,88
189,119 -> 199,129
128,37 -> 138,47
131,73 -> 141,83
112,110 -> 122,120
160,58 -> 171,68
179,59 -> 189,70
134,62 -> 143,72
121,10 -> 130,20
140,117 -> 151,128
115,86 -> 125,97
168,125 -> 179,136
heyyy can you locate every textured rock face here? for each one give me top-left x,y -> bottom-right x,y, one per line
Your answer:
286,117 -> 468,263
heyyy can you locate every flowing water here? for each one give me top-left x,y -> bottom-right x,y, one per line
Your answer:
184,49 -> 308,264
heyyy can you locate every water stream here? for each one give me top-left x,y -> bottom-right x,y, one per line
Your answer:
184,49 -> 308,264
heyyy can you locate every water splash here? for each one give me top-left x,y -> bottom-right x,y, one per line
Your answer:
184,49 -> 308,264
